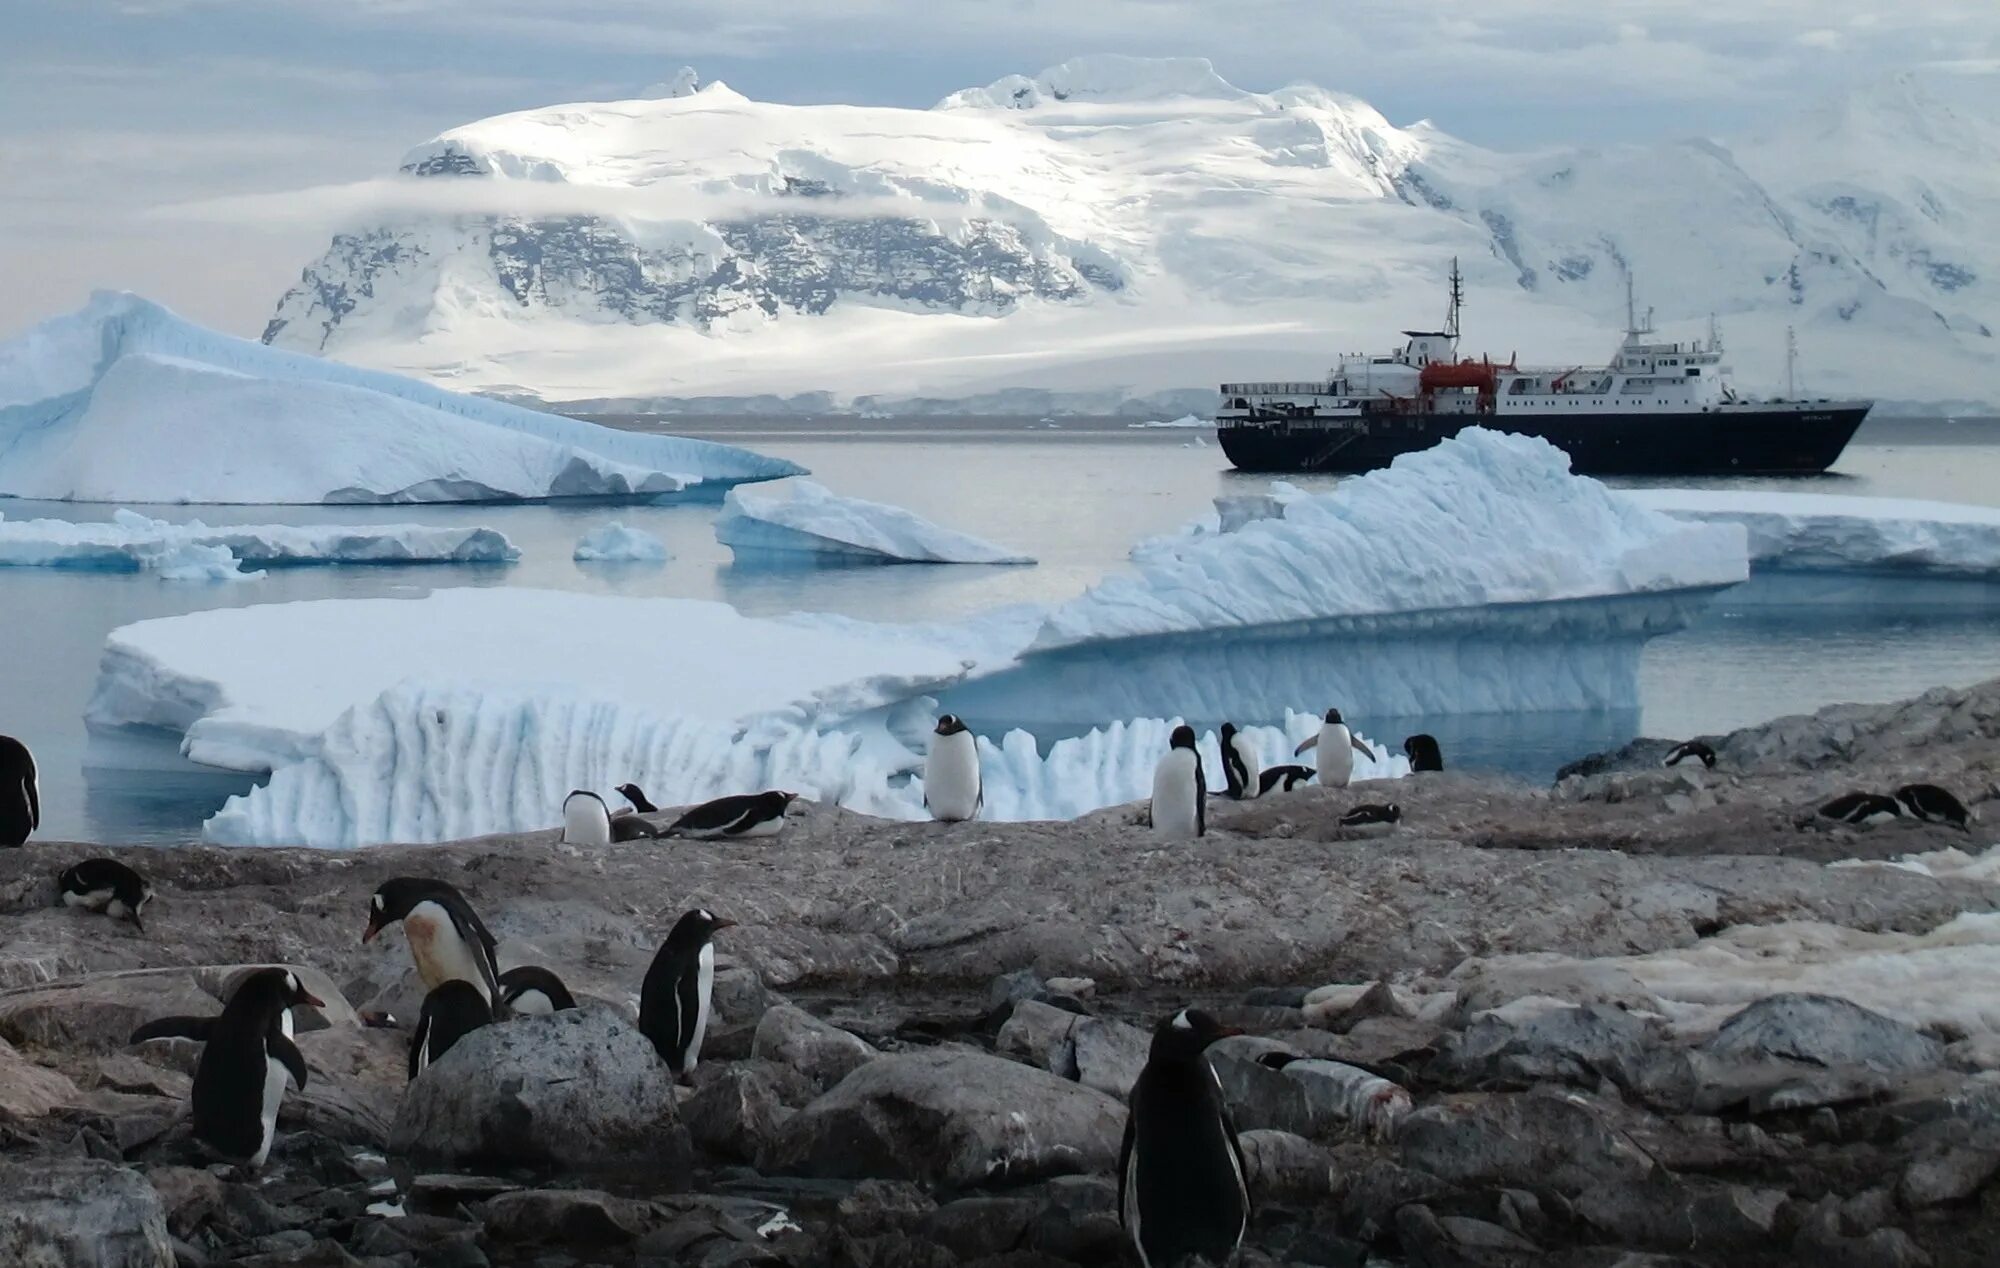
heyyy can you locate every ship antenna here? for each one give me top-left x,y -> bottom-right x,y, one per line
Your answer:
1708,311 -> 1721,353
1785,325 -> 1798,399
1446,257 -> 1463,347
1625,273 -> 1636,336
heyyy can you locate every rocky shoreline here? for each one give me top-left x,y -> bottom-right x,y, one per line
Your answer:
3,680 -> 1998,1267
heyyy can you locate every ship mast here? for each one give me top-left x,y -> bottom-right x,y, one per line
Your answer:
1785,325 -> 1798,398
1445,257 -> 1463,349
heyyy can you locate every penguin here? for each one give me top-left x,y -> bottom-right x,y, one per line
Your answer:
1149,725 -> 1206,838
562,789 -> 657,846
1294,709 -> 1377,789
363,878 -> 502,1009
616,783 -> 659,813
1257,764 -> 1315,795
1403,734 -> 1444,773
496,965 -> 577,1015
1663,740 -> 1717,770
408,980 -> 494,1081
664,790 -> 799,840
1816,792 -> 1903,826
190,968 -> 321,1168
1340,803 -> 1402,835
924,715 -> 983,822
1895,783 -> 1972,832
57,858 -> 154,932
1217,723 -> 1260,801
0,734 -> 37,847
1120,1008 -> 1250,1268
638,908 -> 737,1080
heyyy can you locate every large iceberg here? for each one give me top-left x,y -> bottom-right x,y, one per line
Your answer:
716,480 -> 1035,565
0,293 -> 802,504
0,508 -> 517,575
1628,489 -> 2000,580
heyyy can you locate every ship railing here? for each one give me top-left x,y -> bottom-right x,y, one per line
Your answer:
1219,381 -> 1336,396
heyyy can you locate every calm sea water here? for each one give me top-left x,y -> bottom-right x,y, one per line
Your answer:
5,419 -> 1999,844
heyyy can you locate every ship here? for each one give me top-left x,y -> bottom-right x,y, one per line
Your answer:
1214,262 -> 1871,477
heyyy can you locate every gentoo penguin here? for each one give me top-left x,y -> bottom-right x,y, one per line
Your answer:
363,878 -> 501,1009
1149,725 -> 1206,838
924,715 -> 983,822
0,734 -> 37,847
616,783 -> 659,813
1895,783 -> 1972,831
1217,723 -> 1260,801
190,968 -> 321,1168
561,789 -> 657,846
1120,1008 -> 1250,1268
1340,803 -> 1403,834
496,965 -> 577,1015
1403,734 -> 1444,773
639,908 -> 737,1080
1294,709 -> 1376,789
408,980 -> 494,1081
665,790 -> 799,840
1663,740 -> 1717,770
133,977 -> 309,1045
1817,792 -> 1903,826
1257,764 -> 1314,795
57,858 -> 154,932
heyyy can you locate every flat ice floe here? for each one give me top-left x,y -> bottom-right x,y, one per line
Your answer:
572,522 -> 671,563
1629,488 -> 2000,580
716,480 -> 1035,565
0,509 -> 517,579
0,292 -> 802,504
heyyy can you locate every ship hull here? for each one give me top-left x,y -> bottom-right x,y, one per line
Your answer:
1216,407 -> 1870,477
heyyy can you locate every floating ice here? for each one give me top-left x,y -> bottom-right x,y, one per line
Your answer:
716,480 -> 1035,565
0,508 -> 518,575
1629,489 -> 2000,580
0,292 -> 803,504
572,522 -> 671,563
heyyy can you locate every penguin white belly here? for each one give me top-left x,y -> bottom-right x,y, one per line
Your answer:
405,904 -> 490,1003
730,815 -> 784,839
925,733 -> 983,822
510,989 -> 554,1016
251,1054 -> 290,1168
1316,724 -> 1356,788
1229,734 -> 1262,800
562,796 -> 612,848
63,888 -> 112,912
1150,751 -> 1201,838
687,943 -> 715,1074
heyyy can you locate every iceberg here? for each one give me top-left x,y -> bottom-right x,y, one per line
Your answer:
716,480 -> 1035,565
1627,489 -> 2000,580
0,508 -> 518,575
0,293 -> 803,504
573,522 -> 671,563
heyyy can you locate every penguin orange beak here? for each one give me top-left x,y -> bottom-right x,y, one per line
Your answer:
361,916 -> 384,944
297,988 -> 326,1009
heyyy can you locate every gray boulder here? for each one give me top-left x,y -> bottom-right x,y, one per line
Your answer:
0,1036 -> 80,1117
684,1062 -> 792,1163
1396,1090 -> 1654,1195
389,1008 -> 689,1176
752,1004 -> 877,1090
1072,1016 -> 1150,1099
1238,1129 -> 1341,1204
1433,1002 -> 1667,1091
1703,994 -> 1945,1075
0,1158 -> 175,1267
995,999 -> 1080,1077
766,1048 -> 1124,1188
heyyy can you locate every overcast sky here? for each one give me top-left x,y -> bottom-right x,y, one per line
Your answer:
2,0 -> 1993,339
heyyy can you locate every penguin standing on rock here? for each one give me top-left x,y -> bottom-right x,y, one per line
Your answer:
1403,734 -> 1444,773
562,789 -> 656,845
496,965 -> 577,1015
665,791 -> 798,840
1217,724 -> 1260,800
0,735 -> 38,847
190,968 -> 321,1168
639,908 -> 736,1080
1295,709 -> 1376,789
1149,726 -> 1206,838
409,981 -> 494,1081
1120,1008 -> 1250,1268
58,859 -> 154,932
363,878 -> 501,1009
924,715 -> 983,822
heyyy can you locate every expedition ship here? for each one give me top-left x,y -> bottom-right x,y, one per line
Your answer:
1215,263 -> 1870,476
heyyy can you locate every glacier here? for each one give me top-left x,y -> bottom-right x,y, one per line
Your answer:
0,508 -> 518,577
0,293 -> 802,504
573,522 -> 671,563
715,480 -> 1036,565
263,56 -> 2000,410
1628,489 -> 2000,581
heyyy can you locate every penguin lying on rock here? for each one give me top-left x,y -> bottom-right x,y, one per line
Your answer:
664,791 -> 799,840
497,965 -> 577,1015
409,981 -> 493,1080
57,858 -> 153,933
1896,783 -> 1972,832
1815,791 -> 1903,826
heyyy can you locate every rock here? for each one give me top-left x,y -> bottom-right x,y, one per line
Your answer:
92,1053 -> 192,1100
388,1008 -> 690,1176
987,970 -> 1046,1013
994,999 -> 1078,1078
1070,1016 -> 1149,1099
477,1189 -> 657,1246
1432,1002 -> 1664,1091
0,1035 -> 81,1116
766,1048 -> 1124,1188
1394,1204 -> 1542,1266
1395,1091 -> 1654,1195
1015,1176 -> 1124,1264
1045,976 -> 1095,999
684,1063 -> 790,1163
0,1157 -> 175,1267
0,973 -> 220,1052
281,1026 -> 404,1147
1703,994 -> 1945,1075
1793,1195 -> 1933,1268
920,1196 -> 1037,1260
144,1166 -> 226,1240
1572,1173 -> 1786,1250
1238,1129 -> 1340,1204
752,1004 -> 878,1090
705,962 -> 775,1059
1209,1036 -> 1316,1136
1897,1143 -> 2000,1208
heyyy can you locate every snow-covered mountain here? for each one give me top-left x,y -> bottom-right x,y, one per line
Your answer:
264,55 -> 2000,410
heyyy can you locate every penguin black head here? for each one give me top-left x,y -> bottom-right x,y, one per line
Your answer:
1324,708 -> 1344,725
616,783 -> 658,813
935,715 -> 970,737
1150,1007 -> 1241,1061
665,907 -> 738,954
230,967 -> 326,1015
1169,725 -> 1198,751
767,790 -> 802,814
1219,722 -> 1238,742
364,877 -> 466,943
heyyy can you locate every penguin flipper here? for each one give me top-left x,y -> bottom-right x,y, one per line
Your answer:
1115,1108 -> 1136,1233
1350,736 -> 1377,760
1294,735 -> 1319,755
131,1015 -> 215,1044
271,1034 -> 308,1091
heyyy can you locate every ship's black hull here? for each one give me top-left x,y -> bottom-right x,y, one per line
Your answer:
1216,407 -> 1869,477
